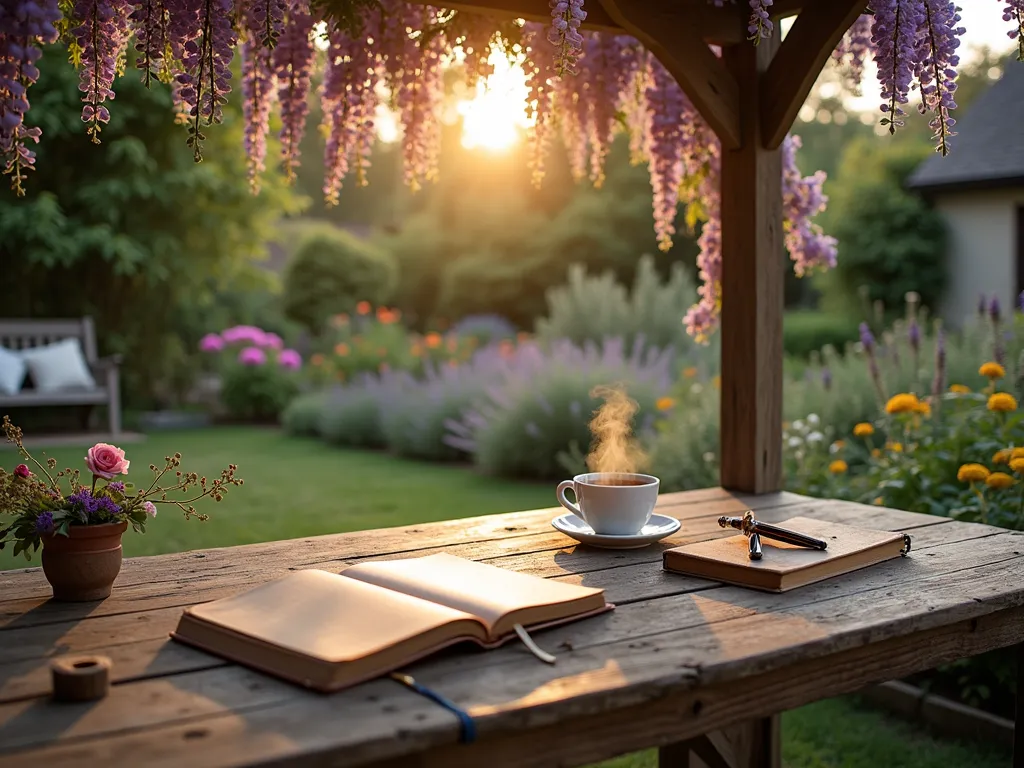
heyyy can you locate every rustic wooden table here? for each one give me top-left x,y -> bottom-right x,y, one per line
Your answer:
1,488 -> 1023,768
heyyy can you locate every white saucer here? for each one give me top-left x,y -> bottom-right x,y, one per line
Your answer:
551,513 -> 681,549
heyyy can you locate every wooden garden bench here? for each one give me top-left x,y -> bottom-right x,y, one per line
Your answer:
1,488 -> 1022,767
0,317 -> 122,436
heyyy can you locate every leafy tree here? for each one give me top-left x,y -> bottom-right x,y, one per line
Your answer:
0,48 -> 303,408
818,136 -> 946,314
282,229 -> 397,333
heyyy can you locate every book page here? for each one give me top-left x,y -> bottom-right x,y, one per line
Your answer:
343,553 -> 606,638
185,569 -> 484,662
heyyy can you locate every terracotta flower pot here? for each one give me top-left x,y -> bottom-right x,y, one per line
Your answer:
41,521 -> 128,602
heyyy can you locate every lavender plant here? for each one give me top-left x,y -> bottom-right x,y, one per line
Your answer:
446,338 -> 674,479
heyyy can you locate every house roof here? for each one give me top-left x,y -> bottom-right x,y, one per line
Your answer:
907,63 -> 1024,192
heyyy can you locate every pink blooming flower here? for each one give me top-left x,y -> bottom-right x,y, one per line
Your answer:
221,325 -> 268,345
85,443 -> 130,480
199,333 -> 225,352
238,346 -> 267,366
143,501 -> 157,518
278,349 -> 302,370
14,464 -> 32,478
263,332 -> 284,350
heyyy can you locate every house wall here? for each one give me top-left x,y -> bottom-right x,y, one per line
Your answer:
936,188 -> 1024,327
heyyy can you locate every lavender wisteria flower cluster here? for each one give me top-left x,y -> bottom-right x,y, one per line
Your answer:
200,325 -> 302,369
2,1 -> 1017,336
0,416 -> 243,560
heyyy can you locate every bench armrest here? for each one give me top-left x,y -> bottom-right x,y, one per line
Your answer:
92,354 -> 124,372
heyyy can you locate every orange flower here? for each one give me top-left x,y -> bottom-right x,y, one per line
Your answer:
335,343 -> 350,356
376,307 -> 398,324
517,332 -> 530,343
410,344 -> 423,358
425,332 -> 442,349
356,301 -> 371,315
656,397 -> 676,411
311,353 -> 325,367
683,367 -> 698,379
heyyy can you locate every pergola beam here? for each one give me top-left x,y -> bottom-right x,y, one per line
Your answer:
598,0 -> 743,149
761,0 -> 868,148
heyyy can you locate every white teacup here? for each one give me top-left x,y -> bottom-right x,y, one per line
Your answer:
556,472 -> 660,536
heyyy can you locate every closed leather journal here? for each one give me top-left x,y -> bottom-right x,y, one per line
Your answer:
171,553 -> 611,692
663,516 -> 908,592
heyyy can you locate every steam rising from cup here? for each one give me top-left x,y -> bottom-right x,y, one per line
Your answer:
586,385 -> 649,477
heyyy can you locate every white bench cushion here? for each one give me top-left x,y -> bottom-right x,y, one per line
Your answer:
0,347 -> 26,395
19,339 -> 96,392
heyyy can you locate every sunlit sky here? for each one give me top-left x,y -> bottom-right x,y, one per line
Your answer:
378,7 -> 1018,150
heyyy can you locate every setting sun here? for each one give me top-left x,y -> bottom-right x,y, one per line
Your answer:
457,49 -> 531,151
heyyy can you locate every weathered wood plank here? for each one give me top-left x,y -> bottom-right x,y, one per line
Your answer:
719,29 -> 784,493
0,489 -> 785,601
2,529 -> 1020,765
0,501 -> 960,702
0,493 -> 812,623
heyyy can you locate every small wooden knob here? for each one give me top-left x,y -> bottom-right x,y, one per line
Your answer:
51,655 -> 111,702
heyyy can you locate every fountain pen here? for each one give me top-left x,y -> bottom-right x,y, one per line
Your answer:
718,511 -> 828,552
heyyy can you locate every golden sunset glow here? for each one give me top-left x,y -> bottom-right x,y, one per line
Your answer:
457,48 -> 531,151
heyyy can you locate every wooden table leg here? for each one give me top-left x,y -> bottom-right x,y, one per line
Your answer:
659,715 -> 780,768
1015,643 -> 1024,768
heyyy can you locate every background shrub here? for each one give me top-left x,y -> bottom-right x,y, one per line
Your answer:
647,380 -> 720,492
317,377 -> 396,448
220,363 -> 299,423
282,229 -> 397,335
783,310 -> 859,359
282,392 -> 327,436
536,255 -> 700,355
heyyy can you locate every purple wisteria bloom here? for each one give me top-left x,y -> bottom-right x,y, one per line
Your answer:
35,511 -> 54,534
548,0 -> 586,76
872,0 -> 923,135
238,346 -> 267,366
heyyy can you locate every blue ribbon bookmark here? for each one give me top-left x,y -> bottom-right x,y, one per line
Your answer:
390,673 -> 477,744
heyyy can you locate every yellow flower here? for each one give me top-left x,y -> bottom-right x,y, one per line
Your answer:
871,448 -> 881,459
829,460 -> 848,474
712,375 -> 721,390
988,392 -> 1018,412
682,367 -> 698,379
949,384 -> 971,394
1011,458 -> 1024,474
888,442 -> 904,453
986,472 -> 1015,490
885,393 -> 920,414
853,423 -> 875,437
873,497 -> 884,506
993,448 -> 1013,464
957,463 -> 991,483
980,362 -> 1006,379
656,397 -> 676,412
915,400 -> 931,416
1013,448 -> 1024,460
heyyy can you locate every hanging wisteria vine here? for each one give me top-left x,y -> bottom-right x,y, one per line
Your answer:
1,0 -> 1019,339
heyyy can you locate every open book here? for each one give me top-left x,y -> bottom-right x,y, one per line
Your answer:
171,553 -> 611,692
663,517 -> 908,592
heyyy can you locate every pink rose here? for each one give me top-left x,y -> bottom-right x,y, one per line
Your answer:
13,464 -> 31,478
85,443 -> 130,480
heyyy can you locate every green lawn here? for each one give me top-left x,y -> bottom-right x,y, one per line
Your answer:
1,427 -> 1010,768
1,426 -> 553,569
